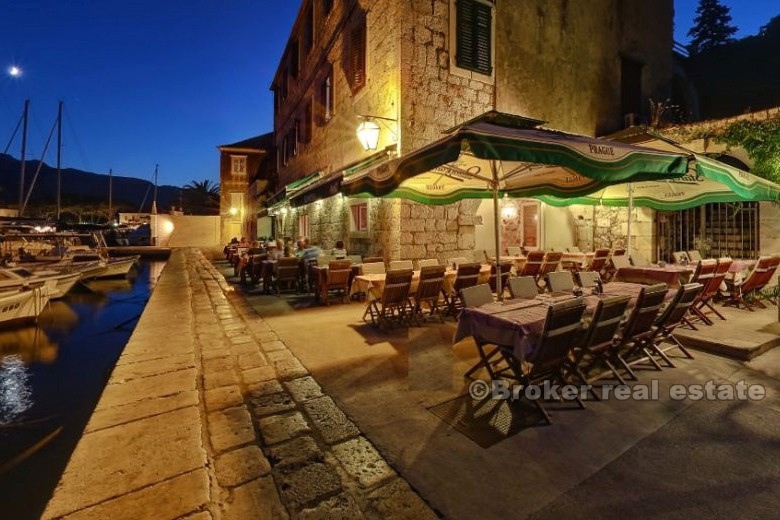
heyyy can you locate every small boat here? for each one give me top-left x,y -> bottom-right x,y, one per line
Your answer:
58,252 -> 137,280
0,267 -> 81,299
0,284 -> 54,328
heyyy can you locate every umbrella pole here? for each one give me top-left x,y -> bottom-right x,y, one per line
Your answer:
626,183 -> 633,256
491,160 -> 503,300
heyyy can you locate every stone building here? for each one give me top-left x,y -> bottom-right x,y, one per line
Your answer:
218,133 -> 273,243
268,0 -> 678,262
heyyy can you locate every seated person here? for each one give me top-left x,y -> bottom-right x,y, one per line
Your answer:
294,238 -> 307,258
331,240 -> 347,259
301,239 -> 322,265
237,241 -> 263,282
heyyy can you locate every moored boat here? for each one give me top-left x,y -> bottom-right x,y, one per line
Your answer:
0,284 -> 54,328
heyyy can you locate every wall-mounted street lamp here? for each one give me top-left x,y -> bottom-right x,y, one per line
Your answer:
229,207 -> 238,216
356,115 -> 397,151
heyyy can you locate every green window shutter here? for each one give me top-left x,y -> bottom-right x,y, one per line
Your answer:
456,0 -> 492,75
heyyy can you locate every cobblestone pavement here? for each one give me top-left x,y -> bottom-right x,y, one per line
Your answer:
194,250 -> 438,519
43,249 -> 437,519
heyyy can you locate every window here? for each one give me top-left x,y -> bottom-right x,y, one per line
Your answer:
281,69 -> 288,100
231,156 -> 247,178
289,40 -> 300,78
621,56 -> 644,124
521,201 -> 540,248
454,0 -> 493,76
318,66 -> 334,124
350,202 -> 369,233
301,100 -> 313,143
303,3 -> 314,52
281,136 -> 289,166
298,213 -> 310,238
348,18 -> 366,93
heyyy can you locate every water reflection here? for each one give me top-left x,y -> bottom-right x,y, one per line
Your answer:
0,356 -> 33,425
0,328 -> 58,364
0,260 -> 165,520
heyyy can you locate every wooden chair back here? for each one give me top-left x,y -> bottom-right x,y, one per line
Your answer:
460,283 -> 494,308
361,261 -> 386,275
621,284 -> 668,342
488,262 -> 512,294
519,251 -> 545,278
507,276 -> 538,299
586,248 -> 611,272
579,296 -> 631,354
389,259 -> 414,271
547,271 -> 575,292
529,299 -> 587,369
453,262 -> 482,292
576,270 -> 601,288
417,258 -> 439,268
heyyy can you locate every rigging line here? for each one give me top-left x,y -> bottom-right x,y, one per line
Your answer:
62,104 -> 90,172
138,183 -> 151,213
3,112 -> 24,154
22,115 -> 59,214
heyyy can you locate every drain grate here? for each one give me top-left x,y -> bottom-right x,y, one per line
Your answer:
427,393 -> 542,448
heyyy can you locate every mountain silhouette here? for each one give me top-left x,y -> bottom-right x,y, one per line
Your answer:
0,153 -> 181,213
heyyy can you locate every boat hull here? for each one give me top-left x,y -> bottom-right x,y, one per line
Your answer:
0,287 -> 52,328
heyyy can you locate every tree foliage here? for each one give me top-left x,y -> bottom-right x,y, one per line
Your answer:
182,179 -> 220,215
686,0 -> 738,56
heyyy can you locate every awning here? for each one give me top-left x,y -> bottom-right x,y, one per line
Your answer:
264,171 -> 321,210
288,147 -> 396,207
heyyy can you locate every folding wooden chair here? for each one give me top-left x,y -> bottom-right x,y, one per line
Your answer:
389,259 -> 414,271
460,284 -> 503,379
417,258 -> 439,268
611,284 -> 669,378
322,260 -> 353,306
498,298 -> 587,424
672,251 -> 690,264
642,283 -> 703,367
364,269 -> 414,330
444,262 -> 482,318
723,255 -> 780,311
362,256 -> 384,264
361,262 -> 386,275
506,246 -> 522,256
546,271 -> 575,293
536,252 -> 563,287
412,265 -> 446,323
585,248 -> 611,274
274,257 -> 302,294
686,259 -> 718,326
576,270 -> 601,290
518,251 -> 545,278
569,295 -> 632,396
687,250 -> 702,262
691,257 -> 731,325
447,256 -> 468,269
507,276 -> 539,299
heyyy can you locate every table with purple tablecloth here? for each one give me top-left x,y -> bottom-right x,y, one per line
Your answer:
613,265 -> 694,288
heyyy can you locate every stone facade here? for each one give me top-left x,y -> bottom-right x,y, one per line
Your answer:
218,135 -> 269,244
272,0 -> 676,260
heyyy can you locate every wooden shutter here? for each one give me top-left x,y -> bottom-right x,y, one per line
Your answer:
456,0 -> 492,75
349,22 -> 366,92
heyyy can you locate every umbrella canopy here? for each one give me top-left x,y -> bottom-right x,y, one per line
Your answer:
538,129 -> 780,255
540,132 -> 780,210
342,117 -> 690,201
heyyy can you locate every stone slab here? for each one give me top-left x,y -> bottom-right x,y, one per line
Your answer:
55,469 -> 209,520
257,412 -> 311,446
215,445 -> 272,488
265,436 -> 324,469
95,368 -> 196,411
303,396 -> 360,445
86,391 -> 198,433
331,437 -> 396,489
204,385 -> 244,412
275,462 -> 343,510
45,407 -> 206,518
208,406 -> 256,454
220,476 -> 288,520
110,353 -> 195,381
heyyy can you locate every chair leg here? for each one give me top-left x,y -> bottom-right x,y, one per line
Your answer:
702,301 -> 727,321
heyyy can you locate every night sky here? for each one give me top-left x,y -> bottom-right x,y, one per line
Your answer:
1,0 -> 776,188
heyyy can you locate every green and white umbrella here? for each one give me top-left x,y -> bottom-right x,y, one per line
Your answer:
539,129 -> 780,253
342,112 -> 691,295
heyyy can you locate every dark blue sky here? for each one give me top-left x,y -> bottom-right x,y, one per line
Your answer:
1,1 -> 776,188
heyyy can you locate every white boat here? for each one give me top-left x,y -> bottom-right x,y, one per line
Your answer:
56,251 -> 138,280
0,284 -> 54,328
1,267 -> 82,299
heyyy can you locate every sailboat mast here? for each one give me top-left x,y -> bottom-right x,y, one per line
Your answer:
56,100 -> 63,221
19,99 -> 29,215
108,168 -> 113,224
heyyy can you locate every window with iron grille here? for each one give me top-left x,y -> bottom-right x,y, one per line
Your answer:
655,202 -> 760,262
455,0 -> 493,76
349,19 -> 366,94
289,40 -> 300,78
301,100 -> 313,143
231,156 -> 247,178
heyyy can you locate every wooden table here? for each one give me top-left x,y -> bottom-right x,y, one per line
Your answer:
613,265 -> 694,288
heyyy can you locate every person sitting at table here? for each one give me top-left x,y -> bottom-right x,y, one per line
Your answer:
294,237 -> 307,258
301,238 -> 322,264
282,238 -> 293,257
267,240 -> 285,261
332,240 -> 347,259
237,240 -> 263,282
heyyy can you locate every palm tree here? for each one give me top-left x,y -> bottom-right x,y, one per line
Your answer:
182,179 -> 220,215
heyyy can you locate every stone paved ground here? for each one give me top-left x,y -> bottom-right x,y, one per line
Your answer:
193,251 -> 438,519
44,249 -> 437,519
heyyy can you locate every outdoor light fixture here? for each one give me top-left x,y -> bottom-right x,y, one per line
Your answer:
229,207 -> 238,216
356,115 -> 397,151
